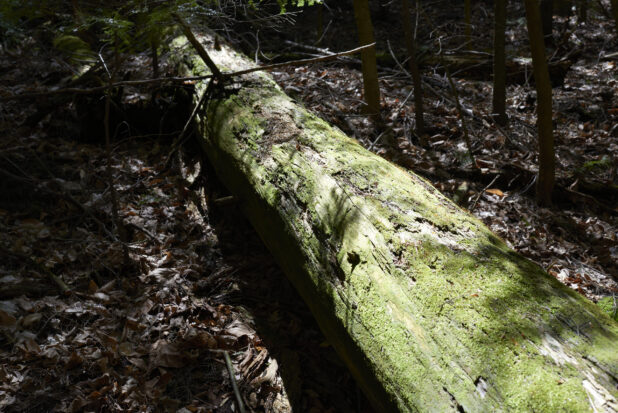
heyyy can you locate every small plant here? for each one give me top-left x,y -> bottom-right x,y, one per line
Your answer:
598,296 -> 618,322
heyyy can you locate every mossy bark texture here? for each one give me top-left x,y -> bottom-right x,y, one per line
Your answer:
171,34 -> 618,413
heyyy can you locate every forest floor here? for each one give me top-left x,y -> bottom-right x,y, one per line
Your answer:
0,1 -> 617,412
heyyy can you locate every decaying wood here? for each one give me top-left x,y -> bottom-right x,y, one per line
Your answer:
171,33 -> 618,412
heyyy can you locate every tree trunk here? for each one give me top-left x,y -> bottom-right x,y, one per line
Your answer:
540,0 -> 554,46
352,0 -> 381,118
525,0 -> 556,206
316,3 -> 324,45
492,0 -> 508,125
554,0 -> 572,16
172,33 -> 618,413
401,0 -> 426,143
420,52 -> 571,87
578,0 -> 588,21
611,0 -> 618,34
464,0 -> 472,48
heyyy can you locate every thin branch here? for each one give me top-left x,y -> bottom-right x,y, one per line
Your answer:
0,76 -> 207,101
2,44 -> 375,102
164,78 -> 216,167
0,245 -> 71,295
101,51 -> 130,265
470,174 -> 500,211
173,13 -> 223,80
223,42 -> 375,79
444,64 -> 476,166
223,351 -> 246,413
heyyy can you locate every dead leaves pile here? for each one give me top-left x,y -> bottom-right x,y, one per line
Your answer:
0,132 -> 339,412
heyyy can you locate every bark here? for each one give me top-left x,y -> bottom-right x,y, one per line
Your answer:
525,0 -> 556,206
492,0 -> 508,125
611,0 -> 618,34
171,34 -> 618,413
464,0 -> 472,47
578,0 -> 588,21
352,0 -> 381,118
540,0 -> 554,45
401,0 -> 426,142
316,3 -> 324,45
554,0 -> 572,17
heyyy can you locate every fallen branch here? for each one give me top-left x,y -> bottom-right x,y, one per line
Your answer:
444,65 -> 476,165
470,174 -> 500,211
0,75 -> 209,101
173,13 -> 223,80
220,42 -> 375,79
0,245 -> 71,295
1,44 -> 375,102
0,166 -> 119,243
164,78 -> 216,167
223,351 -> 246,413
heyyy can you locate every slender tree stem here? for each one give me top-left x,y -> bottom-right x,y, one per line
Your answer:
492,0 -> 507,125
524,0 -> 555,206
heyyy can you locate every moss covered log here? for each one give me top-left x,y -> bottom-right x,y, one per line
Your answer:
171,35 -> 618,412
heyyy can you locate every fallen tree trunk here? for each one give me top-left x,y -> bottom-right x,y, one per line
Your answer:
421,53 -> 573,87
171,34 -> 618,412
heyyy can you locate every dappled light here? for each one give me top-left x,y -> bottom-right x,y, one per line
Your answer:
0,0 -> 616,411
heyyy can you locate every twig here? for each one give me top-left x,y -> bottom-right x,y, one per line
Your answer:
0,165 -> 119,243
101,51 -> 130,265
283,39 -> 362,65
2,44 -> 376,102
126,222 -> 160,243
386,39 -> 412,78
563,187 -> 616,213
0,76 -> 207,101
220,42 -> 375,78
470,174 -> 500,210
213,196 -> 237,206
368,128 -> 390,151
164,78 -> 216,168
444,65 -> 476,166
223,351 -> 246,413
162,43 -> 375,164
0,245 -> 71,295
173,13 -> 223,80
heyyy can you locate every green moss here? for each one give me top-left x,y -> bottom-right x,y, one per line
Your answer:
174,32 -> 618,412
598,296 -> 618,321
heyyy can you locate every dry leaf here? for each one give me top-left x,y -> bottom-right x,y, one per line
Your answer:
225,319 -> 256,340
119,342 -> 141,357
88,279 -> 99,294
65,351 -> 84,369
93,292 -> 110,302
21,313 -> 42,328
485,188 -> 505,197
150,339 -> 185,368
0,309 -> 16,327
180,328 -> 217,349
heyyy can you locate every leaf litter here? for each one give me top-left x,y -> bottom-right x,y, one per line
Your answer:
267,2 -> 617,303
0,40 -> 370,413
1,3 -> 617,411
